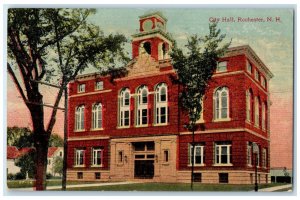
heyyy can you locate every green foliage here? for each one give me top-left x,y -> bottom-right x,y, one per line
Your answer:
49,134 -> 63,147
15,150 -> 36,179
7,127 -> 33,148
53,156 -> 63,176
170,23 -> 231,126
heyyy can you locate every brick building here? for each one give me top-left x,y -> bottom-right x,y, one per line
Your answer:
66,12 -> 273,184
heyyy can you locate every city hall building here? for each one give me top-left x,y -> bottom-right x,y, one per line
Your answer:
66,12 -> 273,184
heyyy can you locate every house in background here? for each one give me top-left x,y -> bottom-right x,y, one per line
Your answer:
66,12 -> 273,184
7,146 -> 21,175
47,147 -> 63,176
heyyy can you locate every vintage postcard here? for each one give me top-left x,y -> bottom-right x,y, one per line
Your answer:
5,6 -> 294,193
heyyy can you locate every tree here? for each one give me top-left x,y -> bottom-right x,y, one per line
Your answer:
7,126 -> 33,147
15,149 -> 36,179
170,23 -> 230,190
53,156 -> 63,177
49,134 -> 64,147
7,8 -> 129,190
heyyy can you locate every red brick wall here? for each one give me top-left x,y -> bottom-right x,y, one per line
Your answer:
67,139 -> 109,170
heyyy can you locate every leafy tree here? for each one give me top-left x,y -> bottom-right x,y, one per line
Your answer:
7,127 -> 33,147
15,150 -> 36,179
49,134 -> 64,147
170,23 -> 230,190
53,156 -> 63,177
7,8 -> 129,190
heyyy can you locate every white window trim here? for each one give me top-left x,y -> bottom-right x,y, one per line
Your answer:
136,86 -> 149,126
247,142 -> 252,167
216,61 -> 228,73
189,144 -> 205,166
196,98 -> 205,123
75,149 -> 85,167
95,81 -> 104,91
91,147 -> 103,167
246,90 -> 251,122
75,105 -> 85,131
92,103 -> 103,130
254,96 -> 259,127
78,84 -> 85,93
262,148 -> 267,168
213,87 -> 230,121
214,143 -> 232,165
155,83 -> 168,125
262,103 -> 266,130
254,69 -> 259,81
119,88 -> 130,128
247,61 -> 252,74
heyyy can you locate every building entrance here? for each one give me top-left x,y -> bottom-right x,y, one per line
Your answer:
133,142 -> 155,179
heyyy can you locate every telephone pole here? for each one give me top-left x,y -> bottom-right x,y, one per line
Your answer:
62,84 -> 68,190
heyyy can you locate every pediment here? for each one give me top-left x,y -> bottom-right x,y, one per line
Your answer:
126,53 -> 160,77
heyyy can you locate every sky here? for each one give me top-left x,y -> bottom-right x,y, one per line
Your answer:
6,7 -> 294,169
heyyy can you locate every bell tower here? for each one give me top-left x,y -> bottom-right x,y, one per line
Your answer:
132,12 -> 173,61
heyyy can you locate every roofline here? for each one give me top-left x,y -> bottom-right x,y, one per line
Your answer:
225,45 -> 274,79
139,11 -> 167,22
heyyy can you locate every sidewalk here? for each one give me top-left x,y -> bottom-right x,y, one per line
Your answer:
10,181 -> 139,191
257,184 -> 292,192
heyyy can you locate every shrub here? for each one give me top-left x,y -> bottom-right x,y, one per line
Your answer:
14,172 -> 26,180
7,173 -> 15,180
46,173 -> 53,179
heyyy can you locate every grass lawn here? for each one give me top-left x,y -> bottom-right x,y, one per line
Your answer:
64,183 -> 287,192
7,179 -> 95,188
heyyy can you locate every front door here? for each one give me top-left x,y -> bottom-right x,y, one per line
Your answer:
133,142 -> 155,179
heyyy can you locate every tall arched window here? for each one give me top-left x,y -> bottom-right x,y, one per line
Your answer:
246,89 -> 253,122
75,105 -> 85,131
262,102 -> 266,130
254,96 -> 260,127
119,88 -> 130,127
136,85 -> 148,126
92,103 -> 103,129
214,87 -> 229,120
155,83 -> 168,124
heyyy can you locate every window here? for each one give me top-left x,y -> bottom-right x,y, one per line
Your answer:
75,105 -> 85,131
189,144 -> 205,166
254,69 -> 259,81
246,90 -> 252,122
92,103 -> 103,129
216,61 -> 227,72
262,148 -> 267,168
48,159 -> 51,165
77,172 -> 83,179
136,85 -> 148,126
219,173 -> 229,183
163,150 -> 169,163
261,76 -> 266,88
254,96 -> 259,127
59,152 -> 63,157
247,142 -> 252,166
155,83 -> 168,125
119,88 -> 130,127
118,151 -> 123,163
78,84 -> 85,93
194,173 -> 202,182
254,146 -> 260,167
95,172 -> 101,179
215,142 -> 232,165
96,81 -> 104,90
75,149 -> 85,166
92,147 -> 102,166
247,61 -> 252,74
214,87 -> 229,120
262,102 -> 266,130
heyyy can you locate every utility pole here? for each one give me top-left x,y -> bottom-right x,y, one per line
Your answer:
253,142 -> 259,192
62,84 -> 68,190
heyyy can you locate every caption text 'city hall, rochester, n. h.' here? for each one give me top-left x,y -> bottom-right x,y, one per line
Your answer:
66,12 -> 273,184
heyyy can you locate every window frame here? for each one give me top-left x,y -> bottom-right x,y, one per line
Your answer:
262,148 -> 267,168
213,87 -> 230,121
119,88 -> 131,128
216,61 -> 228,73
75,105 -> 85,131
247,142 -> 252,166
214,142 -> 232,166
196,97 -> 204,123
254,96 -> 260,127
262,102 -> 266,130
75,149 -> 85,167
78,84 -> 85,93
136,85 -> 149,127
95,81 -> 104,91
91,147 -> 102,167
189,144 -> 205,166
155,83 -> 168,125
247,61 -> 252,74
92,103 -> 103,130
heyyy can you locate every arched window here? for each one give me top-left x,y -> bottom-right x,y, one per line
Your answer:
254,96 -> 260,127
139,41 -> 151,55
246,89 -> 253,122
119,88 -> 130,127
262,102 -> 266,130
155,83 -> 168,124
136,85 -> 148,126
75,105 -> 85,131
92,103 -> 103,129
214,87 -> 229,120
